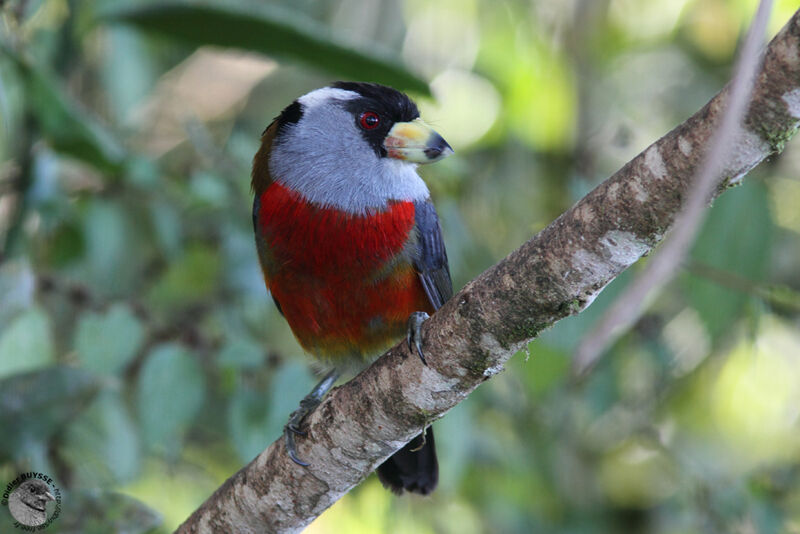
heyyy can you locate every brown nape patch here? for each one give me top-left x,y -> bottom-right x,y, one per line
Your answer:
252,121 -> 278,197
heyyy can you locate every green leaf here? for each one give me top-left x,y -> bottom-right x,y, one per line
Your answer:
100,2 -> 430,95
229,361 -> 314,463
82,199 -> 136,295
513,341 -> 569,397
0,59 -> 14,143
264,362 -> 315,441
148,199 -> 183,258
63,390 -> 142,485
0,259 -> 35,326
227,386 -> 272,463
685,181 -> 773,340
0,306 -> 54,378
74,303 -> 145,375
146,244 -> 221,311
100,26 -> 156,123
0,366 -> 100,460
137,344 -> 205,454
3,46 -> 125,173
189,170 -> 230,208
217,336 -> 264,369
434,401 -> 473,492
46,221 -> 85,267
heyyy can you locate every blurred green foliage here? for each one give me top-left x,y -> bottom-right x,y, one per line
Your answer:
1,0 -> 800,533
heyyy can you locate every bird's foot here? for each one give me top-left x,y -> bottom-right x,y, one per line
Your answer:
407,311 -> 430,366
284,369 -> 339,466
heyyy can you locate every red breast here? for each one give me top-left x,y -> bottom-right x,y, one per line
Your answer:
256,182 -> 431,360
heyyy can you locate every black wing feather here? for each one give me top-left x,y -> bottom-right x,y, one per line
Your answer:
413,201 -> 453,310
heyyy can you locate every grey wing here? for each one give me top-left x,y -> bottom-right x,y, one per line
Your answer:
413,200 -> 453,311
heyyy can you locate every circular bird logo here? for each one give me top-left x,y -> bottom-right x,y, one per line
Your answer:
2,473 -> 61,529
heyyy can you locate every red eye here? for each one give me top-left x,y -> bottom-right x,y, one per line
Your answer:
359,111 -> 380,130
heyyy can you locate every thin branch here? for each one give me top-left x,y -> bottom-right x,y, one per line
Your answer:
572,0 -> 774,377
176,9 -> 800,533
687,260 -> 800,313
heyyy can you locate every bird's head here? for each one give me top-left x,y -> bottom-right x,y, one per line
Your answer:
253,82 -> 452,214
14,479 -> 55,511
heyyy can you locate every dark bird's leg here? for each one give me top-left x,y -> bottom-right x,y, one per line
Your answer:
407,311 -> 430,365
285,368 -> 339,466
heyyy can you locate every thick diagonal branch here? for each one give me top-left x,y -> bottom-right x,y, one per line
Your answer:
176,10 -> 800,534
573,0 -> 773,375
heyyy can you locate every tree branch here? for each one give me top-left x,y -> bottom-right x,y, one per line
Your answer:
176,9 -> 800,534
573,0 -> 773,376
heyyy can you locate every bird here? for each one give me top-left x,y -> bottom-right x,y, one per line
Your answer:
8,479 -> 55,527
251,81 -> 453,495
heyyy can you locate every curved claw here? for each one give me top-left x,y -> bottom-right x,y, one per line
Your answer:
285,428 -> 310,466
282,369 -> 339,467
407,311 -> 431,366
286,422 -> 307,437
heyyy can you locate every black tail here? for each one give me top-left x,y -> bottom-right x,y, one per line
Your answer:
376,426 -> 438,495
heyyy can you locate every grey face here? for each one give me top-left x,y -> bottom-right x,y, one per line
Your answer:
331,81 -> 422,158
268,86 -> 432,214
